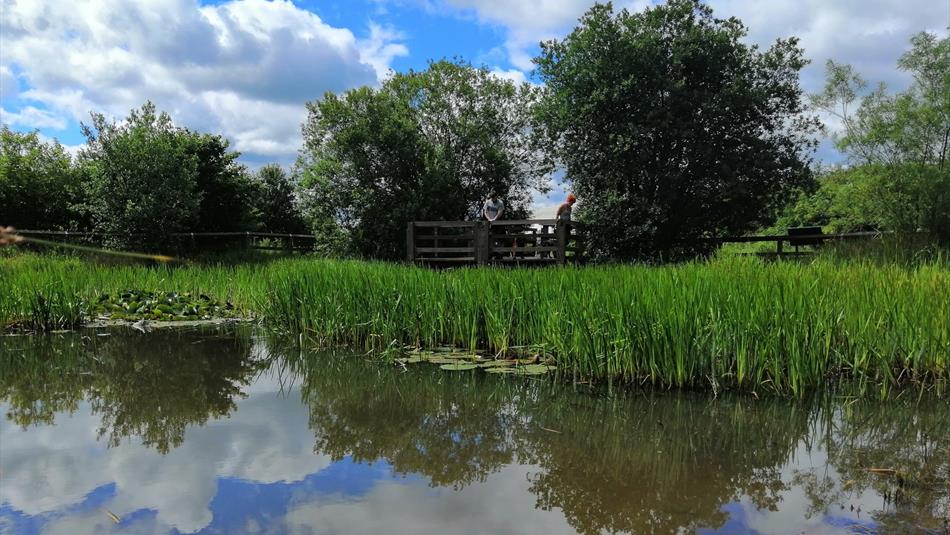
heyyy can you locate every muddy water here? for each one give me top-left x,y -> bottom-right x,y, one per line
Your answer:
0,327 -> 947,534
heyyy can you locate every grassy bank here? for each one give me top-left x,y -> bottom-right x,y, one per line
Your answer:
2,252 -> 948,397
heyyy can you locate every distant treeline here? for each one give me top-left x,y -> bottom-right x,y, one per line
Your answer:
1,0 -> 946,258
0,108 -> 308,252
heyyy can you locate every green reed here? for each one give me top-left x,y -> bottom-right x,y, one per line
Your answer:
2,252 -> 948,396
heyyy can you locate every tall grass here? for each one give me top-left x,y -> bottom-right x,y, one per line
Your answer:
260,257 -> 949,397
3,252 -> 948,396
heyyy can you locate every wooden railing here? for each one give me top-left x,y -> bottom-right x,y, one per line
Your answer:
15,230 -> 317,252
407,220 -> 585,265
709,230 -> 888,254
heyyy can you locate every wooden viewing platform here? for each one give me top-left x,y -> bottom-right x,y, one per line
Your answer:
407,220 -> 585,266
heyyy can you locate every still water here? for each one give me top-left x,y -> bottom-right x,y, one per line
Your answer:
0,327 -> 947,534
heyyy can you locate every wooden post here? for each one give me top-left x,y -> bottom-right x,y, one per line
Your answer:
406,222 -> 416,262
556,222 -> 568,265
476,221 -> 491,265
776,238 -> 783,255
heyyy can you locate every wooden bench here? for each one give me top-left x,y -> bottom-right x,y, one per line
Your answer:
786,226 -> 825,251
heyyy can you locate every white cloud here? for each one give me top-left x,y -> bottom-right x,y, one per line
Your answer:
283,465 -> 578,535
358,22 -> 411,81
439,0 -> 946,92
489,67 -> 530,85
0,0 -> 407,161
0,105 -> 68,129
0,361 -> 331,533
0,65 -> 18,97
708,0 -> 948,92
444,0 -> 650,70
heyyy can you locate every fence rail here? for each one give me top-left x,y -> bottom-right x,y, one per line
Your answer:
15,229 -> 318,252
709,230 -> 887,254
14,226 -> 892,262
407,223 -> 889,265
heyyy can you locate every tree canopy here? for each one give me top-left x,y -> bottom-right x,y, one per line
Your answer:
797,32 -> 950,242
534,0 -> 818,259
298,59 -> 553,260
76,102 -> 307,251
79,102 -> 203,250
0,127 -> 83,230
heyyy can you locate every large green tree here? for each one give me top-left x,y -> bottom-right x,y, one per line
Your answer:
79,102 -> 256,250
298,59 -> 553,260
253,164 -> 307,234
79,102 -> 201,250
0,126 -> 83,230
190,133 -> 257,233
804,32 -> 950,242
534,0 -> 818,260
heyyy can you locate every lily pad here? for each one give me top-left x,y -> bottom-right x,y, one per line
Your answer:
477,360 -> 514,368
484,367 -> 517,374
511,364 -> 556,376
440,363 -> 479,371
427,357 -> 465,365
395,355 -> 428,364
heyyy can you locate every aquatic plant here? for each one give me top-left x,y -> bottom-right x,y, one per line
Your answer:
2,252 -> 948,396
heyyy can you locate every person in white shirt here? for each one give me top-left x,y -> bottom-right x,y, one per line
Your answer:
482,192 -> 505,222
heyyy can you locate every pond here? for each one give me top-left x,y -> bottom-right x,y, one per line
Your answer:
1,327 -> 947,534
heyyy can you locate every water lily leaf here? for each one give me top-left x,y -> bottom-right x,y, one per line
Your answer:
477,360 -> 514,368
511,364 -> 556,376
484,367 -> 516,374
440,363 -> 478,371
427,357 -> 464,364
396,356 -> 427,364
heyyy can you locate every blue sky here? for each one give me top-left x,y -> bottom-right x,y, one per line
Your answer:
1,0 -> 947,212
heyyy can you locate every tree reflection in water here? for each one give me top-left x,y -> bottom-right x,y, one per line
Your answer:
287,347 -> 948,535
0,327 -> 265,453
1,331 -> 946,533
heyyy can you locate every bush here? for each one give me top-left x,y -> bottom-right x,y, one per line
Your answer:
0,126 -> 83,230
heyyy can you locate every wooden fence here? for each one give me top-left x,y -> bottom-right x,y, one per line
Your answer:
407,220 -> 585,265
15,230 -> 317,252
16,226 -> 891,263
709,229 -> 888,254
407,222 -> 890,266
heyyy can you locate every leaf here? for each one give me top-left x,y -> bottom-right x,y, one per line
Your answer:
511,364 -> 556,376
395,355 -> 427,364
426,357 -> 464,364
477,360 -> 514,368
440,363 -> 478,371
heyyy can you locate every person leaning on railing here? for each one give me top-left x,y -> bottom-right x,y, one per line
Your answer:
555,193 -> 576,222
482,192 -> 505,222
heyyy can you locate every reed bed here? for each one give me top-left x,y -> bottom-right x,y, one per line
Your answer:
2,252 -> 948,396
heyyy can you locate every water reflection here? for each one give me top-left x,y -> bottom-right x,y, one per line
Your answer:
1,327 -> 264,453
0,329 -> 947,534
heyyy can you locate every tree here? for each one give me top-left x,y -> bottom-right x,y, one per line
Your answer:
0,126 -> 82,229
79,102 -> 201,250
534,1 -> 818,260
189,133 -> 257,232
808,32 -> 950,242
79,102 -> 256,250
253,164 -> 307,234
298,59 -> 553,260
